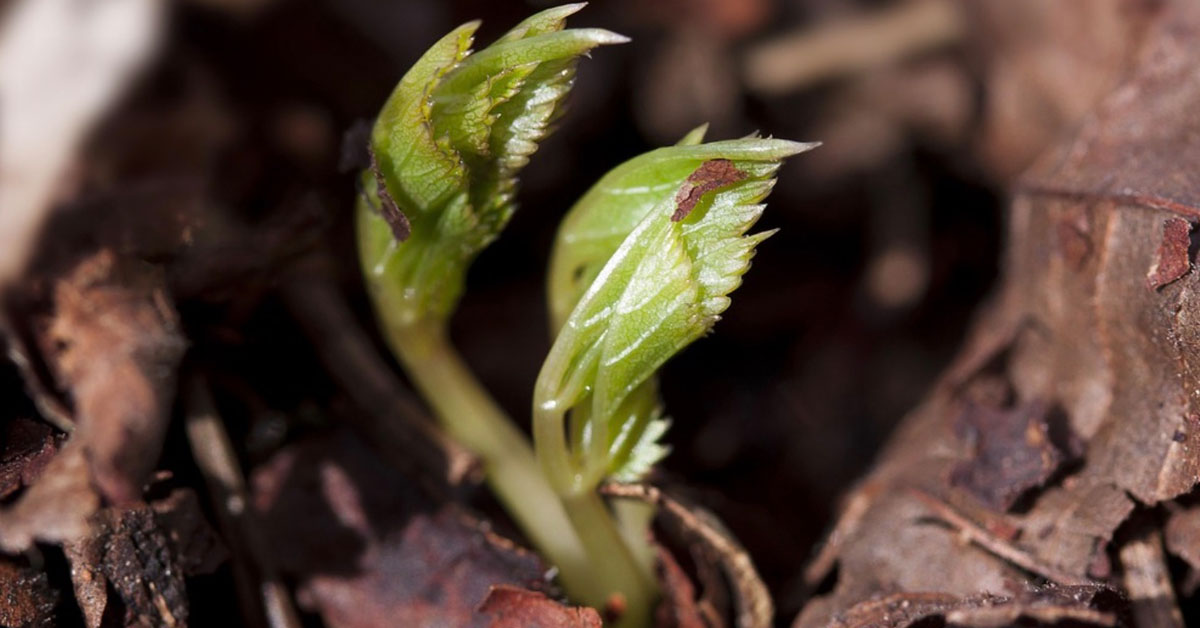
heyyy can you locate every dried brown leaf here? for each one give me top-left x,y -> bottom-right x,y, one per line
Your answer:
0,441 -> 99,551
799,4 -> 1200,624
250,429 -> 551,628
0,418 -> 60,499
44,250 -> 185,505
826,584 -> 1118,628
476,586 -> 602,628
949,400 -> 1064,511
654,546 -> 709,628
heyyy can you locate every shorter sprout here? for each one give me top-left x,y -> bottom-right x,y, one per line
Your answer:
538,132 -> 819,494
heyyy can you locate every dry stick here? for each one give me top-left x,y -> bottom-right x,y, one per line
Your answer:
279,260 -> 478,491
1119,525 -> 1184,628
601,483 -> 773,628
0,310 -> 74,433
907,488 -> 1091,586
185,379 -> 302,628
742,0 -> 963,94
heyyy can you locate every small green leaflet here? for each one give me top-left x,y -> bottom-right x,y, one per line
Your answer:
359,5 -> 626,326
537,134 -> 817,485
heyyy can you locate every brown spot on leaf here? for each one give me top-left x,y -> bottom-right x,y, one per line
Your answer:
672,159 -> 747,222
476,586 -> 602,628
1145,217 -> 1193,290
368,145 -> 411,241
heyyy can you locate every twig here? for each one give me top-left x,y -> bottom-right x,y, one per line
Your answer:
601,482 -> 773,628
907,488 -> 1091,586
1119,523 -> 1184,628
743,0 -> 963,94
0,309 -> 74,433
184,377 -> 302,628
279,257 -> 478,490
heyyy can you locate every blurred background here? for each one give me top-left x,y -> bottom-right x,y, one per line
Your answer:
2,0 -> 1150,624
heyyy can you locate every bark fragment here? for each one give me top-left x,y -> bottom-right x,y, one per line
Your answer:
1145,217 -> 1193,290
63,499 -> 209,628
0,557 -> 57,628
1164,503 -> 1200,593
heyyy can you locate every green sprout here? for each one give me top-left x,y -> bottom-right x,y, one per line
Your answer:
356,5 -> 815,625
536,131 -> 815,622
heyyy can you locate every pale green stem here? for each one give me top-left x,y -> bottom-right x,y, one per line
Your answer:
533,403 -> 660,627
533,316 -> 661,627
562,489 -> 657,628
390,318 -> 659,625
383,319 -> 605,604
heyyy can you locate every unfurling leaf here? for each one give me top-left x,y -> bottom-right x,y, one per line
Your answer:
537,136 -> 817,485
358,5 -> 628,326
546,133 -> 818,330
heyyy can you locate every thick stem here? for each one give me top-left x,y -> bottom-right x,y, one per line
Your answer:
389,319 -> 659,624
384,320 -> 602,603
533,316 -> 661,626
562,489 -> 658,628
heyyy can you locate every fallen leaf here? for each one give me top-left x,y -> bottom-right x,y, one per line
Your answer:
0,441 -> 99,551
43,249 -> 185,505
828,584 -> 1120,628
476,585 -> 602,628
250,428 -> 553,628
949,399 -> 1064,511
654,546 -> 708,628
797,2 -> 1200,624
0,418 -> 60,499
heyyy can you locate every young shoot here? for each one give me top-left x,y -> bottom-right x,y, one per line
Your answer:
537,130 -> 817,623
356,4 -> 626,610
541,131 -> 818,490
355,4 -> 816,626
